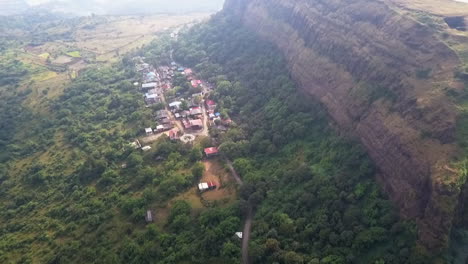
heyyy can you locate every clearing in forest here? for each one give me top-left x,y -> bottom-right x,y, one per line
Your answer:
200,159 -> 236,202
165,159 -> 237,209
66,51 -> 81,58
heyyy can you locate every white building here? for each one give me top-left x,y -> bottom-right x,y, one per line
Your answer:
142,82 -> 158,89
142,146 -> 152,151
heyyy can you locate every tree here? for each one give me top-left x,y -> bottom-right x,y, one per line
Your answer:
221,241 -> 240,260
265,238 -> 280,253
189,147 -> 203,162
0,164 -> 8,182
193,95 -> 202,105
192,162 -> 205,179
168,200 -> 191,224
198,136 -> 213,148
284,251 -> 303,264
233,158 -> 253,177
217,80 -> 232,96
127,153 -> 143,168
98,169 -> 118,188
321,255 -> 345,264
169,214 -> 190,232
78,158 -> 108,182
180,100 -> 189,111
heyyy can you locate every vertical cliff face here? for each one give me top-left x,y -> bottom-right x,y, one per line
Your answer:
223,0 -> 465,250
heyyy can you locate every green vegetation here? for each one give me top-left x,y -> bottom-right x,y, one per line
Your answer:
351,82 -> 397,108
0,62 -> 242,263
0,58 -> 29,86
39,52 -> 50,59
0,10 -> 428,264
66,51 -> 81,58
0,58 -> 56,162
171,14 -> 423,263
416,68 -> 432,79
452,70 -> 468,159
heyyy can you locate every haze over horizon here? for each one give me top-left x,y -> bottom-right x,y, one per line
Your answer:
23,0 -> 225,15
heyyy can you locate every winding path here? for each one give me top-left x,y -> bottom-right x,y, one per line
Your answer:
224,157 -> 252,264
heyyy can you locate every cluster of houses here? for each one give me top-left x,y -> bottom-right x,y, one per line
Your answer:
133,57 -> 238,147
206,100 -> 233,132
134,57 -> 182,139
134,57 -> 174,107
166,67 -> 208,132
134,59 -> 230,154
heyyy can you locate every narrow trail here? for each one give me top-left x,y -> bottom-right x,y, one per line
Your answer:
242,206 -> 253,264
224,157 -> 252,264
225,158 -> 243,185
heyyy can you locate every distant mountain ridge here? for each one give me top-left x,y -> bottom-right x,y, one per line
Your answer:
0,0 -> 29,15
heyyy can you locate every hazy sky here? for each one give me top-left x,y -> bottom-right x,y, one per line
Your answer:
25,0 -> 225,15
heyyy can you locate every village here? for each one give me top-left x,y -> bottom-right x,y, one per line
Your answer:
132,56 -> 230,145
132,57 -> 228,160
128,39 -> 241,232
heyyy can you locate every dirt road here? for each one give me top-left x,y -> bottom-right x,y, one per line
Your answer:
140,132 -> 165,144
224,158 -> 243,185
224,157 -> 252,264
242,207 -> 253,264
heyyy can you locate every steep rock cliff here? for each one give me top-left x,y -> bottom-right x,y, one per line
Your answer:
223,0 -> 465,251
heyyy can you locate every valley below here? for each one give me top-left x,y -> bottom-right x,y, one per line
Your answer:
2,0 -> 468,263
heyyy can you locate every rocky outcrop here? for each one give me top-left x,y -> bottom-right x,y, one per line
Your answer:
223,0 -> 464,251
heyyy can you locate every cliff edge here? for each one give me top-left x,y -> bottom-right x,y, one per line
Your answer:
223,0 -> 468,251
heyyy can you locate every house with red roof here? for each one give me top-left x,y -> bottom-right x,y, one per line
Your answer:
182,119 -> 191,129
184,68 -> 193,75
205,100 -> 217,111
189,119 -> 203,130
169,128 -> 180,141
198,181 -> 217,192
191,80 -> 202,88
204,147 -> 219,158
189,107 -> 203,117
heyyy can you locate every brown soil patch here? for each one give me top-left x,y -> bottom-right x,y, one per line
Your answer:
153,207 -> 170,228
200,159 -> 236,202
52,55 -> 73,64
